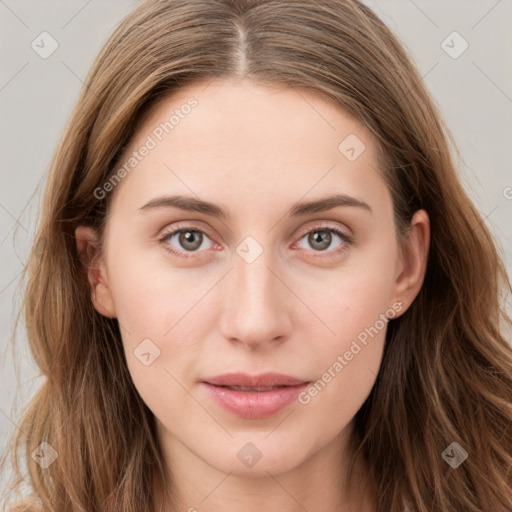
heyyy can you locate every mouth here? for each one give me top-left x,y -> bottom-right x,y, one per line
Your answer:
201,373 -> 310,419
202,372 -> 309,388
212,384 -> 292,392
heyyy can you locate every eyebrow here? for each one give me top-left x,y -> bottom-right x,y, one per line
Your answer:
138,193 -> 372,218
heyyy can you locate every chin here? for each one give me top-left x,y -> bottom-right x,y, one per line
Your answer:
198,433 -> 314,476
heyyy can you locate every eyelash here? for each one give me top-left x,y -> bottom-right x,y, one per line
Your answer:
158,222 -> 354,260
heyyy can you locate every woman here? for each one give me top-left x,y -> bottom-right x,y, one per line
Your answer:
2,1 -> 511,511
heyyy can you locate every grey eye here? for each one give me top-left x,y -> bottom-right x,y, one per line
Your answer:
297,228 -> 344,252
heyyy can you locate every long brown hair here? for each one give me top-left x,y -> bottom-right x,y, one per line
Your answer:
2,1 -> 511,511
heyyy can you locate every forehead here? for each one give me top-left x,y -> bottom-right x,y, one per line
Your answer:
109,78 -> 389,219
137,78 -> 373,153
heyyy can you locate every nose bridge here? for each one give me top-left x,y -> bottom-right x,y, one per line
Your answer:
233,236 -> 279,313
236,248 -> 273,302
231,230 -> 275,290
218,234 -> 291,347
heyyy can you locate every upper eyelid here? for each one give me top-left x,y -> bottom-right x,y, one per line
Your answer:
296,221 -> 351,238
159,222 -> 215,241
159,221 -> 351,247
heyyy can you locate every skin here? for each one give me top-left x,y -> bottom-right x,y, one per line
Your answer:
76,77 -> 429,512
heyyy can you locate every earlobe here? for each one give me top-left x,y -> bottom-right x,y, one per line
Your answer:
390,209 -> 430,315
75,225 -> 116,318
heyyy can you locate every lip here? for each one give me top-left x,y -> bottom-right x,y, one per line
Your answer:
201,372 -> 310,419
203,372 -> 308,388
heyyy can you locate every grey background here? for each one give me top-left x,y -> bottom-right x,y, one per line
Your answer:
1,0 -> 511,495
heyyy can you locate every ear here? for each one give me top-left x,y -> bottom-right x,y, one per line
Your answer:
75,225 -> 116,318
390,209 -> 430,315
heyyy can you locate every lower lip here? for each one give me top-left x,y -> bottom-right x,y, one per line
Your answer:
202,382 -> 309,419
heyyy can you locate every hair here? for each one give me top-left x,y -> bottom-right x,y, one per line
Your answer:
2,0 -> 511,511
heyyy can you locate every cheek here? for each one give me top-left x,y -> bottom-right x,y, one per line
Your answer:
297,295 -> 387,427
105,238 -> 194,337
296,252 -> 397,411
301,254 -> 396,345
104,244 -> 211,404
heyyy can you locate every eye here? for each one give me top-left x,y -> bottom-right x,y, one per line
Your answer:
159,222 -> 353,260
159,225 -> 215,259
295,224 -> 353,255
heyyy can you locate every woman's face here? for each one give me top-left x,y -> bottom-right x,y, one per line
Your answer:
78,78 -> 428,478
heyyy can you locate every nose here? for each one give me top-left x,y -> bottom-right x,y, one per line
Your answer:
218,243 -> 293,351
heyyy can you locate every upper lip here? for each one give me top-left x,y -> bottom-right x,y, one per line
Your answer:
202,372 -> 309,388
